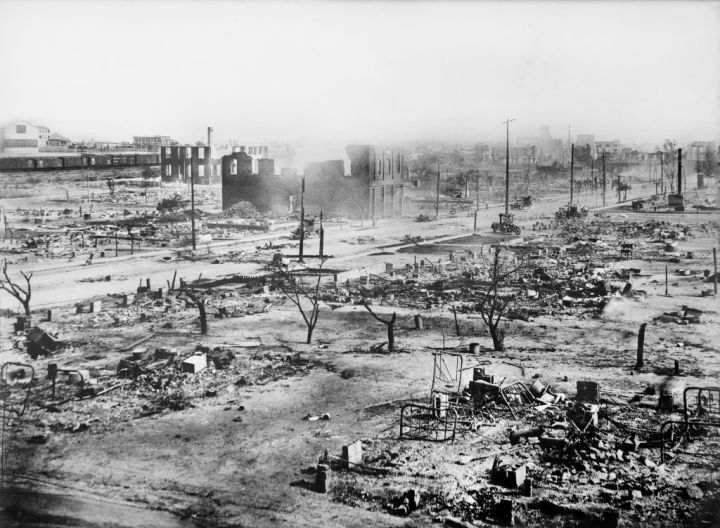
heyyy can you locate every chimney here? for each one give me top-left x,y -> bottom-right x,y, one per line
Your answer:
677,148 -> 682,195
207,127 -> 213,158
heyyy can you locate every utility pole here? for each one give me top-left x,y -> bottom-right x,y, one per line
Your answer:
435,152 -> 440,218
318,209 -> 324,258
79,145 -> 90,205
502,118 -> 515,215
299,176 -> 305,262
602,150 -> 606,206
190,159 -> 196,250
570,143 -> 574,203
660,152 -> 665,194
474,169 -> 479,232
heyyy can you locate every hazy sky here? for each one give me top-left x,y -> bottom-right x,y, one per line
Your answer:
1,0 -> 718,147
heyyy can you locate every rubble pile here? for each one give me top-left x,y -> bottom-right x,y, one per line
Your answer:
213,200 -> 263,220
17,342 -> 330,436
328,372 -> 720,527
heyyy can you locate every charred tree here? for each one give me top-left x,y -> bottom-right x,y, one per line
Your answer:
636,322 -> 647,370
363,302 -> 397,352
180,276 -> 207,335
273,258 -> 327,344
476,249 -> 525,351
0,260 -> 33,316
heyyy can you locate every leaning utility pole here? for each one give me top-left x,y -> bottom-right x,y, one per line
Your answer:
435,153 -> 440,218
602,150 -> 606,206
570,143 -> 575,203
502,118 -> 515,215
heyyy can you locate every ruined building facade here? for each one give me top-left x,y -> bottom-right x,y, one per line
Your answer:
345,145 -> 408,219
161,146 -> 214,185
220,145 -> 408,219
221,151 -> 254,209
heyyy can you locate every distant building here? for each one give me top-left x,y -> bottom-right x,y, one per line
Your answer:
576,134 -> 596,157
497,144 -> 537,164
161,145 -> 212,185
596,140 -> 622,157
539,125 -> 551,142
517,126 -> 563,162
242,145 -> 269,157
133,135 -> 174,151
686,141 -> 717,161
0,120 -> 51,155
47,132 -> 72,148
230,145 -> 269,174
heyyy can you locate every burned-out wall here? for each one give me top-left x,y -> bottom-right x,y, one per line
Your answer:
221,155 -> 366,216
301,160 -> 368,217
161,146 -> 214,185
346,145 -> 408,219
221,151 -> 254,210
221,146 -> 408,218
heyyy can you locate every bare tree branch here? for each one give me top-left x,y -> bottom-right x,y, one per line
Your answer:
179,273 -> 207,334
1,259 -> 33,316
273,258 -> 328,344
363,301 -> 397,352
475,248 -> 526,351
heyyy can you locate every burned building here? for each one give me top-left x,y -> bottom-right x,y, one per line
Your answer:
221,151 -> 254,209
346,145 -> 408,219
161,146 -> 213,185
220,145 -> 408,218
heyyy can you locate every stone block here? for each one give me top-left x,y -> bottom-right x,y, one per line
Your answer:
315,464 -> 330,493
181,353 -> 207,374
342,441 -> 363,469
90,300 -> 102,313
76,303 -> 84,314
122,293 -> 135,306
492,459 -> 527,489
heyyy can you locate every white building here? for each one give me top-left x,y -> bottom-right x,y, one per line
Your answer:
0,120 -> 51,155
